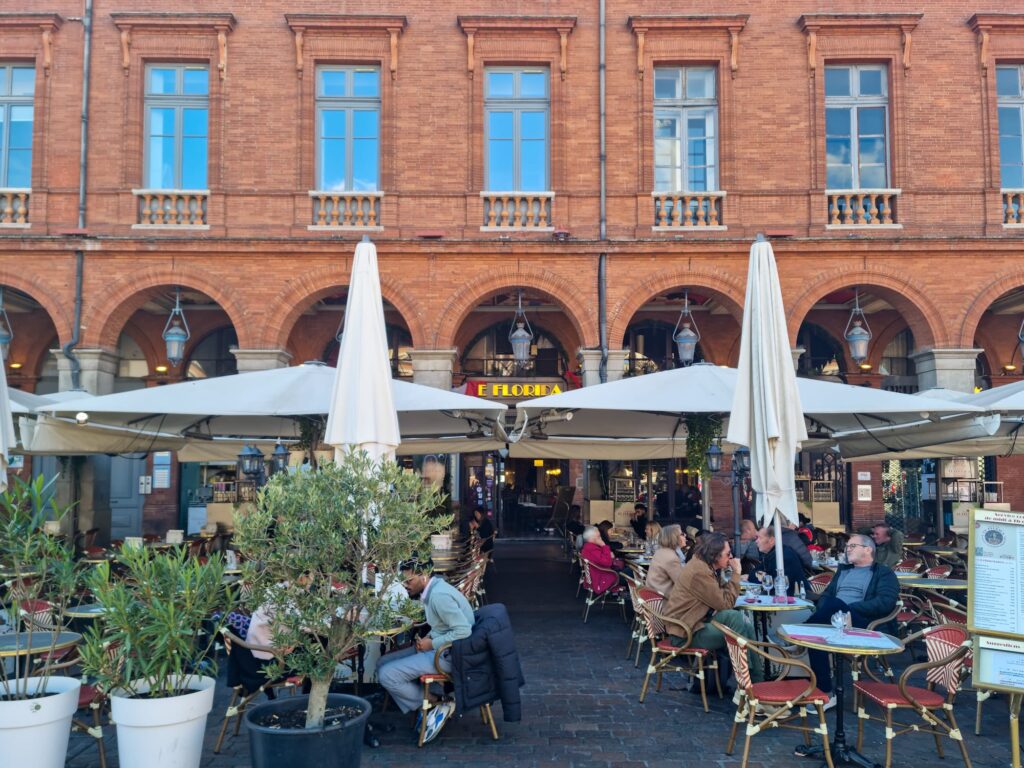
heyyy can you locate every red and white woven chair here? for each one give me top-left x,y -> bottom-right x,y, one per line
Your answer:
417,642 -> 499,747
579,558 -> 627,623
715,621 -> 834,768
894,558 -> 924,574
854,624 -> 973,768
622,574 -> 652,667
925,564 -> 952,579
637,589 -> 722,713
807,572 -> 833,596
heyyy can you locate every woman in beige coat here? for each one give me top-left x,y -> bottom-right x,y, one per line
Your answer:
645,524 -> 687,595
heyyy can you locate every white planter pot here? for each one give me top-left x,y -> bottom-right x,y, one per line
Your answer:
0,676 -> 81,768
110,675 -> 216,768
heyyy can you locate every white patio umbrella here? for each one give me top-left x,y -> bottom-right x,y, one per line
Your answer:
324,236 -> 400,463
0,359 -> 16,490
727,235 -> 807,586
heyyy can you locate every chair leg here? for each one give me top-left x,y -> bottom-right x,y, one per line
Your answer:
92,706 -> 108,768
740,699 -> 757,768
696,657 -> 709,713
417,683 -> 431,748
639,652 -> 657,703
634,634 -> 645,668
483,703 -> 499,740
726,692 -> 747,754
975,690 -> 989,736
884,708 -> 894,768
855,691 -> 865,752
946,709 -> 972,768
214,689 -> 239,753
933,724 -> 945,758
800,706 -> 811,746
815,704 -> 835,768
713,662 -> 724,699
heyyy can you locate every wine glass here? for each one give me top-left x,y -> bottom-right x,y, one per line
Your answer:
762,574 -> 774,595
831,610 -> 847,637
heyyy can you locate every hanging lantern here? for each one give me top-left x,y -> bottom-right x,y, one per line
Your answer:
735,445 -> 751,472
270,441 -> 291,475
705,442 -> 723,474
672,290 -> 701,366
844,288 -> 872,364
0,288 -> 12,362
508,289 -> 535,365
238,444 -> 265,477
161,287 -> 191,367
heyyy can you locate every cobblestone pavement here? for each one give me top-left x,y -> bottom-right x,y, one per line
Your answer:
67,541 -> 1012,767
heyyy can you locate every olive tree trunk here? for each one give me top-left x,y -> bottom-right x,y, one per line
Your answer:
305,677 -> 331,730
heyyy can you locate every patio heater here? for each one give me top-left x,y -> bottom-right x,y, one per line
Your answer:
844,288 -> 872,365
162,287 -> 191,367
269,441 -> 291,475
509,289 -> 535,370
672,289 -> 700,366
0,287 -> 13,362
706,441 -> 750,554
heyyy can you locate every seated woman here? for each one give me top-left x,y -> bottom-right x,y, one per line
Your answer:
580,525 -> 627,591
644,521 -> 662,544
597,520 -> 624,553
645,524 -> 687,596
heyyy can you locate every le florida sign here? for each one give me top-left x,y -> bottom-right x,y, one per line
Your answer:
467,380 -> 563,399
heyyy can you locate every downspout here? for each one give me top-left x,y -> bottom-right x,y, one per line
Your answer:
597,0 -> 608,383
62,0 -> 93,391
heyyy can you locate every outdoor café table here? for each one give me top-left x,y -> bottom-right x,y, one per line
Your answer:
895,571 -> 923,581
902,540 -> 925,548
0,630 -> 81,674
902,577 -> 968,591
0,568 -> 40,581
735,594 -> 813,677
779,623 -> 902,768
64,603 -> 106,620
918,546 -> 963,558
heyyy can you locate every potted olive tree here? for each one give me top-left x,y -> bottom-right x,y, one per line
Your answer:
234,451 -> 446,768
79,544 -> 232,768
0,475 -> 81,768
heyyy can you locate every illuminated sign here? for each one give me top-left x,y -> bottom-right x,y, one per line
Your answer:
468,381 -> 563,399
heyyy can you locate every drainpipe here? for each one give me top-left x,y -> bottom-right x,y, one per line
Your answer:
62,0 -> 93,391
597,0 -> 608,383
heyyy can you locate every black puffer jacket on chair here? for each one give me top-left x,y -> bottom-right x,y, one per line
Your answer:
449,603 -> 525,722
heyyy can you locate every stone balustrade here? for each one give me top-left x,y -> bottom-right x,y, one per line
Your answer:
309,191 -> 383,228
134,189 -> 209,226
1004,189 -> 1024,225
481,192 -> 554,229
651,191 -> 725,228
826,189 -> 900,226
0,189 -> 30,226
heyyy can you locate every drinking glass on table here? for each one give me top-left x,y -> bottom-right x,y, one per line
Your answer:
762,574 -> 774,595
775,574 -> 789,600
831,610 -> 847,637
754,569 -> 766,586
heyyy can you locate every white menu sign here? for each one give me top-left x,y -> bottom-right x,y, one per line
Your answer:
970,508 -> 1024,638
977,636 -> 1024,692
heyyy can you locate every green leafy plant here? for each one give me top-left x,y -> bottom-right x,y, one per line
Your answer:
233,451 -> 448,730
79,545 -> 231,698
0,474 -> 80,700
685,413 -> 721,480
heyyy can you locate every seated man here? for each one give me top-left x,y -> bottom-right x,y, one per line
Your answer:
469,506 -> 495,554
804,534 -> 899,707
870,523 -> 905,569
629,503 -> 649,540
377,559 -> 474,743
663,532 -> 763,684
753,526 -> 808,596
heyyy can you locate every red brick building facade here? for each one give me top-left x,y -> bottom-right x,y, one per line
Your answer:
2,2 -> 1024,534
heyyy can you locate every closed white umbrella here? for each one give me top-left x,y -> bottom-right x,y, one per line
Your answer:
727,235 -> 807,587
324,237 -> 401,463
0,361 -> 15,490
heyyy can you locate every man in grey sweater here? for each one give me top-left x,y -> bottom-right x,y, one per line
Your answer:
377,559 -> 475,741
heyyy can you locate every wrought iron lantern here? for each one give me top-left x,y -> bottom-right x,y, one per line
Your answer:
844,288 -> 872,364
238,444 -> 265,477
672,290 -> 701,366
508,289 -> 535,365
161,287 -> 191,367
270,441 -> 291,475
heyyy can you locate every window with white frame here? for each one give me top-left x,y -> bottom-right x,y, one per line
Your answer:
0,64 -> 35,188
485,68 -> 549,191
144,64 -> 209,190
653,67 -> 717,192
316,66 -> 380,192
824,64 -> 890,190
998,65 -> 1024,189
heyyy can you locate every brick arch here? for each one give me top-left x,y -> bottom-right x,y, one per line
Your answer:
434,267 -> 597,349
786,267 -> 945,350
261,264 -> 426,350
85,267 -> 253,350
0,270 -> 73,346
959,271 -> 1024,349
607,268 -> 745,350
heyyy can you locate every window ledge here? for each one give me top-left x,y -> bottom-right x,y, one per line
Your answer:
652,226 -> 727,232
0,224 -> 30,230
650,190 -> 727,197
308,225 -> 384,232
480,190 -> 555,197
1003,224 -> 1024,229
480,227 -> 555,233
132,224 -> 210,231
825,224 -> 903,230
308,190 -> 384,198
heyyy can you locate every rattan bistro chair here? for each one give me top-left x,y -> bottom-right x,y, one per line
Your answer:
579,558 -> 627,623
854,624 -> 973,768
417,642 -> 499,748
637,589 -> 721,713
715,621 -> 835,768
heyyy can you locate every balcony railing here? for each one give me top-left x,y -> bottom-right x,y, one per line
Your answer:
652,191 -> 725,228
309,191 -> 383,229
0,188 -> 30,226
481,192 -> 554,229
826,189 -> 900,226
134,189 -> 209,227
1004,189 -> 1024,225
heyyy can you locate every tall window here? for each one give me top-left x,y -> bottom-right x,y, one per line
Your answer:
316,66 -> 380,191
653,67 -> 717,191
485,68 -> 549,191
0,65 -> 35,188
144,65 -> 209,189
998,65 -> 1024,189
824,65 -> 889,189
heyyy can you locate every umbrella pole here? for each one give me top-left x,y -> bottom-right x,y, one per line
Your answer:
732,482 -> 742,556
773,510 -> 785,595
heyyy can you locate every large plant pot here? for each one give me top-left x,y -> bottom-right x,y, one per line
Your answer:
0,676 -> 81,768
109,675 -> 216,768
245,693 -> 371,768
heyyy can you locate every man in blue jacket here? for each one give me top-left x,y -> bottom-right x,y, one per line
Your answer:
803,534 -> 899,709
377,559 -> 474,743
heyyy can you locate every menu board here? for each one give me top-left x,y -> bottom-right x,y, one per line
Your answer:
969,508 -> 1024,640
976,636 -> 1024,694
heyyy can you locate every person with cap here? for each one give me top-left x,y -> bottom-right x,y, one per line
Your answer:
376,558 -> 475,743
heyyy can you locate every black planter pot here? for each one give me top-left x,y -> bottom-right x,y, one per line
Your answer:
244,693 -> 371,768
